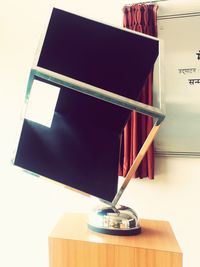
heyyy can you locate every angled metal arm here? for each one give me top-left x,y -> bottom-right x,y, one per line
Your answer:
111,122 -> 161,207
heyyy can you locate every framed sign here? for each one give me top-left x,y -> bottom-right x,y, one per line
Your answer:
154,12 -> 200,156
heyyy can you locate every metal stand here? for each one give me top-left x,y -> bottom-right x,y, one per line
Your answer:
88,205 -> 141,236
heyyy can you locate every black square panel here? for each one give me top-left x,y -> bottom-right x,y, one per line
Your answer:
38,8 -> 159,100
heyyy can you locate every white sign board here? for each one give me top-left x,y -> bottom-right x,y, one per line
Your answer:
154,12 -> 200,156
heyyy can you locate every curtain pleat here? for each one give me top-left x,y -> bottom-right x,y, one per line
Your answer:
119,4 -> 158,179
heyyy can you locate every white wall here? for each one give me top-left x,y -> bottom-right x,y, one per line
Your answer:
0,1 -> 200,267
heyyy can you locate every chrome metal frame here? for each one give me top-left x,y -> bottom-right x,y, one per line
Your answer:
26,66 -> 165,203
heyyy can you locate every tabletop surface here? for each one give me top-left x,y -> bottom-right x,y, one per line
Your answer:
49,213 -> 182,253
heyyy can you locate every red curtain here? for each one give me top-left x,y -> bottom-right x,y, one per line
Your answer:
119,4 -> 158,179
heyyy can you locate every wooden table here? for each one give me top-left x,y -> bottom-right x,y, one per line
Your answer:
49,213 -> 182,267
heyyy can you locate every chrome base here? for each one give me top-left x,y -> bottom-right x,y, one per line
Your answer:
88,205 -> 141,236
